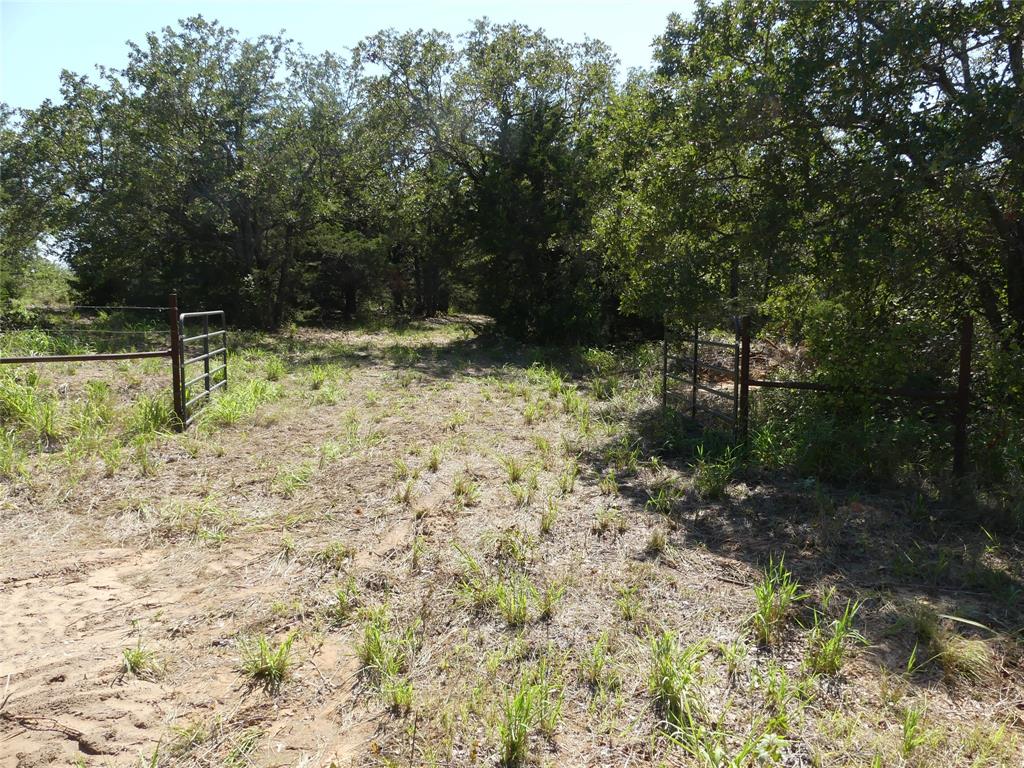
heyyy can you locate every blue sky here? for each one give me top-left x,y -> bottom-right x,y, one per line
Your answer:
1,0 -> 695,110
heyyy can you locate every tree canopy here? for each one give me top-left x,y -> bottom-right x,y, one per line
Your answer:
2,3 -> 1022,356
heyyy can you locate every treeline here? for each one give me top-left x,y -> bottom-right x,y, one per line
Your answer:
2,1 -> 1022,356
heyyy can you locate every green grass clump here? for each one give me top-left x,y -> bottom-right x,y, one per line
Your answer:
805,593 -> 863,675
499,455 -> 528,483
356,607 -> 417,713
453,471 -> 480,506
495,573 -> 536,627
649,633 -> 707,732
581,632 -> 619,691
273,461 -> 316,497
692,444 -> 737,499
199,379 -> 280,428
122,639 -> 162,679
498,661 -> 563,766
264,356 -> 285,381
750,556 -> 804,647
239,632 -> 295,692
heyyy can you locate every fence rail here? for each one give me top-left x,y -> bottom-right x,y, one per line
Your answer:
661,314 -> 974,478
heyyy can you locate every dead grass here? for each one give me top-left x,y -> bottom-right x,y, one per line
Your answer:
0,317 -> 1020,767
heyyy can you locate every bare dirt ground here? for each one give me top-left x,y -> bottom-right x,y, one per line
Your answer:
1,320 -> 1022,767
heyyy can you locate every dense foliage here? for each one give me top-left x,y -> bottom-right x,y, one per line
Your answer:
1,2 -> 1021,495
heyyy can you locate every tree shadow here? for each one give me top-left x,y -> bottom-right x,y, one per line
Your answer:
582,401 -> 1024,683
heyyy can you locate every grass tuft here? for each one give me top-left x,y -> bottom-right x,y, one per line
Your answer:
239,632 -> 295,692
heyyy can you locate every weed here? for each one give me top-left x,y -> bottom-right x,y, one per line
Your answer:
718,638 -> 747,679
693,444 -> 737,500
411,535 -> 425,571
499,678 -> 536,766
540,498 -> 558,535
326,578 -> 359,626
509,479 -> 536,507
495,528 -> 534,566
498,662 -> 564,766
616,584 -> 642,622
750,556 -> 804,647
129,394 -> 174,436
755,662 -> 809,737
589,375 -> 618,400
427,445 -> 442,472
0,431 -> 25,479
169,719 -> 209,756
495,573 -> 535,627
646,528 -> 668,557
904,602 -> 994,683
645,484 -> 680,515
453,472 -> 480,506
396,479 -> 415,506
558,459 -> 579,494
536,577 -> 567,620
308,364 -> 330,390
200,379 -> 280,428
581,632 -> 619,691
318,439 -> 343,467
356,607 -> 418,712
523,399 -> 546,424
393,457 -> 412,481
500,455 -> 528,483
444,409 -> 467,431
239,632 -> 295,692
901,704 -> 928,758
593,507 -> 626,536
314,541 -> 354,572
649,633 -> 707,732
122,638 -> 162,679
805,593 -> 863,675
273,461 -> 315,497
598,468 -> 618,495
383,674 -> 414,713
223,727 -> 262,768
453,545 -> 497,610
264,356 -> 285,381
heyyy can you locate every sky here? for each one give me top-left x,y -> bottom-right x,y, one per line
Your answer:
1,0 -> 695,110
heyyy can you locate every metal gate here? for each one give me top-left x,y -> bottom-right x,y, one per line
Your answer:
660,318 -> 743,434
2,293 -> 228,431
171,303 -> 228,428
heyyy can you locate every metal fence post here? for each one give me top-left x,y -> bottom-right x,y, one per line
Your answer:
690,324 -> 699,419
222,318 -> 229,392
739,315 -> 751,446
952,314 -> 973,480
202,314 -> 211,396
168,292 -> 185,430
732,321 -> 740,436
661,318 -> 669,411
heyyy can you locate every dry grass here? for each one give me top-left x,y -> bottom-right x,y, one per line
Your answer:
0,318 -> 1021,767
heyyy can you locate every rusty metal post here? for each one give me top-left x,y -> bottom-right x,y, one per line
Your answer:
739,315 -> 751,445
661,318 -> 669,411
168,292 -> 185,430
952,314 -> 973,480
690,324 -> 698,419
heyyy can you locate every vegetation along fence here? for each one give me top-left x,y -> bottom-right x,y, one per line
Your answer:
661,315 -> 974,478
0,293 -> 227,429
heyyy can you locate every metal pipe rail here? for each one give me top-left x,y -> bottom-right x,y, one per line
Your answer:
0,349 -> 171,364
